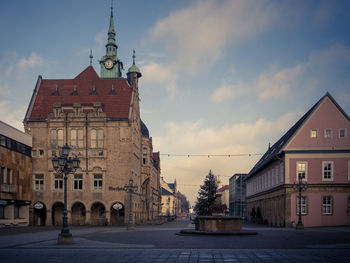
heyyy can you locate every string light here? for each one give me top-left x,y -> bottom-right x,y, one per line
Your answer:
160,153 -> 263,158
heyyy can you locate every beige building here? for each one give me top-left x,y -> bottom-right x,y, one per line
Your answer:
23,6 -> 160,226
0,121 -> 32,226
160,177 -> 177,217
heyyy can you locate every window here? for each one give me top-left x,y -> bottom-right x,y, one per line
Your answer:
142,148 -> 147,165
6,168 -> 11,184
93,174 -> 102,191
32,150 -> 37,157
0,135 -> 6,146
348,197 -> 350,215
322,161 -> 333,181
324,129 -> 332,139
0,167 -> 4,184
34,174 -> 44,191
297,196 -> 307,215
50,129 -> 63,148
348,161 -> 350,181
71,129 -> 83,148
73,174 -> 83,190
39,149 -> 44,156
54,174 -> 63,190
310,129 -> 318,138
322,196 -> 333,215
91,129 -> 103,148
339,128 -> 347,138
296,162 -> 307,180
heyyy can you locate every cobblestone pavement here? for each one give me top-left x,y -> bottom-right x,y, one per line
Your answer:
1,220 -> 350,262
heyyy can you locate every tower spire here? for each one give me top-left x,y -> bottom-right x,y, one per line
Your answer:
89,49 -> 93,66
108,0 -> 115,37
132,49 -> 136,65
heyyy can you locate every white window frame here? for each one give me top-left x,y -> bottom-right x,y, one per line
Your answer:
339,128 -> 347,139
297,196 -> 307,215
93,174 -> 103,191
54,174 -> 63,190
34,174 -> 44,191
296,162 -> 307,181
322,161 -> 334,181
73,174 -> 83,190
322,196 -> 333,215
310,129 -> 318,138
324,128 -> 332,139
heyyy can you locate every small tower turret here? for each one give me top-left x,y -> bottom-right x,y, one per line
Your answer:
127,49 -> 142,88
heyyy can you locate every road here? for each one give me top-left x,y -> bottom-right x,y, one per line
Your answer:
0,219 -> 349,262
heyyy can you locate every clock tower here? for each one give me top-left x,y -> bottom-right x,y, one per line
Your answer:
100,4 -> 123,78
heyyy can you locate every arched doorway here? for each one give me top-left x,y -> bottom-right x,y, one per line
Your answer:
33,202 -> 46,226
110,202 -> 125,225
52,202 -> 64,226
141,178 -> 150,221
91,202 -> 106,226
71,202 -> 86,225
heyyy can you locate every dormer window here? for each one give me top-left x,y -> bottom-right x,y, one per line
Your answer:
51,85 -> 60,96
71,86 -> 78,96
90,85 -> 97,95
109,84 -> 117,95
339,128 -> 347,138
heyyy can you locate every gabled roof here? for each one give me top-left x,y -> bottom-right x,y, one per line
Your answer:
25,66 -> 132,121
246,92 -> 349,180
161,187 -> 173,196
217,185 -> 229,192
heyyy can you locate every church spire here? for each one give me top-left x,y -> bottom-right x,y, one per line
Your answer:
100,1 -> 123,78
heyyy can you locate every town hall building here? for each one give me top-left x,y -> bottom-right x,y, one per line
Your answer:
23,5 -> 161,226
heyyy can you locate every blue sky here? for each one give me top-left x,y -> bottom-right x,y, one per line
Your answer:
1,0 -> 350,204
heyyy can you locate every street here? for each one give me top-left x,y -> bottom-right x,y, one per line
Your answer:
1,219 -> 350,262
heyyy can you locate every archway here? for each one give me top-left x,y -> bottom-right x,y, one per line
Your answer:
141,178 -> 150,221
91,202 -> 106,226
52,202 -> 64,226
71,202 -> 86,225
110,202 -> 125,225
33,202 -> 46,226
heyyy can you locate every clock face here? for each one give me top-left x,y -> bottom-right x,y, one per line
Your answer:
104,60 -> 114,69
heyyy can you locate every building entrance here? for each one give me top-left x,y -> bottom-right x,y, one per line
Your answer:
110,202 -> 125,225
52,202 -> 64,226
71,202 -> 86,225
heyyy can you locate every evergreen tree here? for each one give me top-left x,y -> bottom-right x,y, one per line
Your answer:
194,170 -> 218,216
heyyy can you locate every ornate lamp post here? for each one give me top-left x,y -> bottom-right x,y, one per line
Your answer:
52,143 -> 80,244
124,178 -> 138,230
293,174 -> 307,230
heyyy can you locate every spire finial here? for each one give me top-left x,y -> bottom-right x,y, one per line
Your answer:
89,49 -> 93,65
132,49 -> 136,65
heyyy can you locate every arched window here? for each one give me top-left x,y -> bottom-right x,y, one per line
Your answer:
91,129 -> 103,148
71,129 -> 83,148
50,129 -> 63,148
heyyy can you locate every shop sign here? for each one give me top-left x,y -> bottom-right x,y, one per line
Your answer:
112,203 -> 123,210
34,202 -> 44,209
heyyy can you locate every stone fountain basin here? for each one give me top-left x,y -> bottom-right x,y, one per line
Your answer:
196,216 -> 242,232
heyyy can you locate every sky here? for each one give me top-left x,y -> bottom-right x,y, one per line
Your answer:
1,0 -> 350,205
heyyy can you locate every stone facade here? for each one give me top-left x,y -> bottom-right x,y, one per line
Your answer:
23,6 -> 161,226
0,121 -> 32,226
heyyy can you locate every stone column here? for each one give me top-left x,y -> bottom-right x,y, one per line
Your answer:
46,209 -> 52,226
105,210 -> 110,225
85,210 -> 91,225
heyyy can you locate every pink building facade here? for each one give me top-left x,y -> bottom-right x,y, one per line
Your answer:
245,93 -> 350,227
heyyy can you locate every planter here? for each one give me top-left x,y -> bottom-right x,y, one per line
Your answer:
195,216 -> 242,232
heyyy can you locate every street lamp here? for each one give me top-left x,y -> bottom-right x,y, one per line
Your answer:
52,143 -> 80,244
124,178 -> 138,230
293,174 -> 307,230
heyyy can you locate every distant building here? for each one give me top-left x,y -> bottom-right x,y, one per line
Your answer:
245,93 -> 350,227
216,185 -> 229,214
0,121 -> 32,226
160,177 -> 177,217
229,174 -> 247,217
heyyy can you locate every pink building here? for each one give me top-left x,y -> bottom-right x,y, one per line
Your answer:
245,93 -> 350,227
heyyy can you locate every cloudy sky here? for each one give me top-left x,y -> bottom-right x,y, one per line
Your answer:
1,0 -> 350,204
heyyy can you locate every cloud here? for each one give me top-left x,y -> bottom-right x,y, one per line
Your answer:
154,112 -> 297,204
211,44 -> 350,104
17,52 -> 43,71
143,0 -> 281,97
0,101 -> 26,131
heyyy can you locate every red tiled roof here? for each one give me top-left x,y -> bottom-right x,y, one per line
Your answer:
27,66 -> 132,121
217,185 -> 229,192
